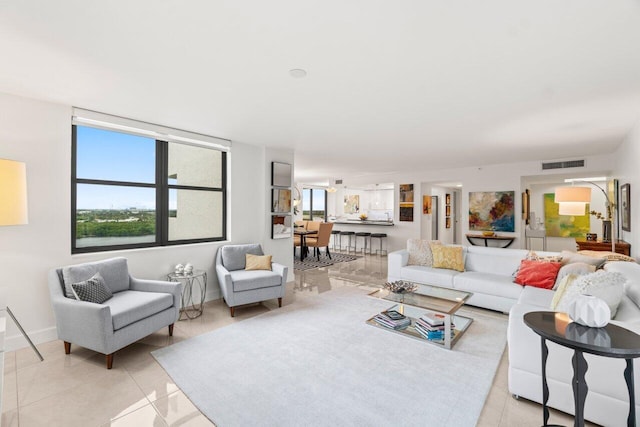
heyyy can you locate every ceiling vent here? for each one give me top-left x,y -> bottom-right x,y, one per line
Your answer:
335,179 -> 343,185
541,159 -> 585,170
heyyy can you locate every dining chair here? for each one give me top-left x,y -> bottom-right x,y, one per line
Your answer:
306,222 -> 334,260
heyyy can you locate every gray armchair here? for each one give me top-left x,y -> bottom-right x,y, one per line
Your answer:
48,257 -> 181,369
215,244 -> 288,317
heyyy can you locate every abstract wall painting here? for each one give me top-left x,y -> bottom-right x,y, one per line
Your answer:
468,191 -> 515,232
543,193 -> 590,237
399,203 -> 414,222
422,195 -> 432,215
344,195 -> 360,214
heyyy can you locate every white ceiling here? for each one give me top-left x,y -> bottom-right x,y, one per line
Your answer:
2,1 -> 640,184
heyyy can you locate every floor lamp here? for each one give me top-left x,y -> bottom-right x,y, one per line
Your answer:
555,181 -> 616,253
0,158 -> 44,361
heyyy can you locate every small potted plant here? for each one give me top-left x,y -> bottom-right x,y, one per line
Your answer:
359,213 -> 368,221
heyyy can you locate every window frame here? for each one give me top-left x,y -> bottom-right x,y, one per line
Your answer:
71,125 -> 227,254
302,188 -> 327,221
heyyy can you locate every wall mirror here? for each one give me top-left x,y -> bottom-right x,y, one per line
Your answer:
272,188 -> 292,213
272,215 -> 292,239
272,162 -> 292,187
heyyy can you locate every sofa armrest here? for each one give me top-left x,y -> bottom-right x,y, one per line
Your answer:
387,249 -> 409,281
272,263 -> 288,284
216,264 -> 233,301
130,277 -> 182,311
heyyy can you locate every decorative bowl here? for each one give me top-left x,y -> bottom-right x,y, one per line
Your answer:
359,214 -> 368,221
482,231 -> 495,237
383,281 -> 418,294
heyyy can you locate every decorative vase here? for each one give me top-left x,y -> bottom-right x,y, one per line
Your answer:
184,263 -> 194,274
175,264 -> 184,274
567,294 -> 610,328
602,220 -> 612,243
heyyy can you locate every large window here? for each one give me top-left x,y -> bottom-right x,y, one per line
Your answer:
302,188 -> 327,221
72,125 -> 226,253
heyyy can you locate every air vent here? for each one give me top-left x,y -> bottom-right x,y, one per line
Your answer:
541,160 -> 585,170
335,179 -> 343,185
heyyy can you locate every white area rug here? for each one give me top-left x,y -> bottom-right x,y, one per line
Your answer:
152,287 -> 508,427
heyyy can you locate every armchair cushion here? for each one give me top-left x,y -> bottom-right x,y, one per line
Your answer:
229,269 -> 282,292
221,244 -> 263,271
107,290 -> 174,331
70,272 -> 113,304
63,257 -> 130,297
245,254 -> 272,271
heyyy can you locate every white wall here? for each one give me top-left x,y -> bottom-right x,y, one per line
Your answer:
0,92 -> 293,351
613,120 -> 640,256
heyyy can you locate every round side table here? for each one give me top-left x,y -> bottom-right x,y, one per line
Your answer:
524,311 -> 640,427
167,269 -> 207,320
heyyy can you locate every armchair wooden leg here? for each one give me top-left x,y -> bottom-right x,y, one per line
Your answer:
106,353 -> 114,369
64,341 -> 71,355
230,306 -> 235,317
168,324 -> 174,336
278,297 -> 282,308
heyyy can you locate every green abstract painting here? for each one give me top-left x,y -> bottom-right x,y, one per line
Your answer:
544,193 -> 590,237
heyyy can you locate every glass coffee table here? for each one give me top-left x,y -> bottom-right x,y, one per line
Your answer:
367,284 -> 473,349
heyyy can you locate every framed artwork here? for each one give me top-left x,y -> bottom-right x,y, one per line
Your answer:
445,205 -> 451,217
543,193 -> 590,237
271,188 -> 292,213
271,215 -> 292,239
271,162 -> 292,187
468,191 -> 515,232
522,189 -> 530,224
399,203 -> 414,222
621,183 -> 631,232
344,195 -> 360,214
399,184 -> 414,203
445,217 -> 451,229
422,195 -> 432,214
445,193 -> 451,205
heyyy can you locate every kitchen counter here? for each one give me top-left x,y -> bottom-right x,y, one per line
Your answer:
332,220 -> 394,226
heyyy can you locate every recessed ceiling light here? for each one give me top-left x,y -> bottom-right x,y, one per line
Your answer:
289,69 -> 307,78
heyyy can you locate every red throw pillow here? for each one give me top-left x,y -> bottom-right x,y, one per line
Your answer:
514,259 -> 562,289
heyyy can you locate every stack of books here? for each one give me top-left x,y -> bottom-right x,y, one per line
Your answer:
414,312 -> 455,341
373,310 -> 411,330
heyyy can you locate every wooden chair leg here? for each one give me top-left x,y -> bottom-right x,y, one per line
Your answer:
278,297 -> 282,308
106,353 -> 114,369
64,341 -> 71,355
168,324 -> 174,336
230,306 -> 235,317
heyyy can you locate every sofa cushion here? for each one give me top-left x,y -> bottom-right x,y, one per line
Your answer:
221,244 -> 264,271
106,290 -> 173,331
245,254 -> 272,271
560,250 -> 606,269
514,260 -> 562,289
613,295 -> 640,322
454,272 -> 524,300
431,245 -> 465,272
465,246 -> 527,276
229,269 -> 282,292
62,257 -> 130,297
400,266 -> 458,288
553,262 -> 596,289
70,272 -> 113,304
407,239 -> 441,267
518,285 -> 554,308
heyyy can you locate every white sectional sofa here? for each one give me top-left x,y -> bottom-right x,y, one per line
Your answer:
508,261 -> 640,426
388,245 -> 558,313
388,244 -> 640,425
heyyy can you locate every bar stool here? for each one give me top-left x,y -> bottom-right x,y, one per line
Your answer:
339,231 -> 356,253
370,233 -> 388,256
331,229 -> 341,251
355,232 -> 371,255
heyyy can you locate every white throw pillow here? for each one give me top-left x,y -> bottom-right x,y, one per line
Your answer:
553,262 -> 596,290
407,239 -> 441,267
556,271 -> 625,318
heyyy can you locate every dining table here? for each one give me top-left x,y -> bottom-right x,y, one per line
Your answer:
294,228 -> 318,261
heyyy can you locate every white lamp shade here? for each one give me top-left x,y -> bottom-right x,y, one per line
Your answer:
554,186 -> 591,203
558,202 -> 587,216
0,159 -> 28,225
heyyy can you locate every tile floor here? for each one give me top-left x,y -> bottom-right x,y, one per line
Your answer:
2,252 -> 590,426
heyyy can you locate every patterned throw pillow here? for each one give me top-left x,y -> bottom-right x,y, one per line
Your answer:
526,250 -> 563,263
578,250 -> 637,263
555,271 -> 625,317
407,239 -> 441,267
431,245 -> 465,272
70,272 -> 113,304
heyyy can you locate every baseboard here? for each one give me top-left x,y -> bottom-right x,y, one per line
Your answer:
5,326 -> 58,352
